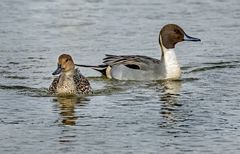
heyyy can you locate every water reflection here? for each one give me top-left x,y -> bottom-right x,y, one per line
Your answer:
54,96 -> 89,126
158,80 -> 182,123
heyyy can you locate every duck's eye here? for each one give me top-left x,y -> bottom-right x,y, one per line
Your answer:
174,29 -> 180,34
65,59 -> 69,62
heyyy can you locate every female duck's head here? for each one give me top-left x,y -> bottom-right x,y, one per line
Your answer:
52,54 -> 75,75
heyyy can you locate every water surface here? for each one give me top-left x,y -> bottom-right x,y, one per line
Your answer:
1,0 -> 240,153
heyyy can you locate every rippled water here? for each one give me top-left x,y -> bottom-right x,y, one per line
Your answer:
1,0 -> 240,153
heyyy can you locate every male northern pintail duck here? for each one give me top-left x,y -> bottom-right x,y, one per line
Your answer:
76,24 -> 201,80
48,54 -> 92,96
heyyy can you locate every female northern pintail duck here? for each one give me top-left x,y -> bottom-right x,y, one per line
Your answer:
48,54 -> 92,96
76,24 -> 201,80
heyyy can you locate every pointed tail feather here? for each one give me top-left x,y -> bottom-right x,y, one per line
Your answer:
75,64 -> 108,76
75,64 -> 106,68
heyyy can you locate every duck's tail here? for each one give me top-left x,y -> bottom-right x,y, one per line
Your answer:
75,64 -> 108,76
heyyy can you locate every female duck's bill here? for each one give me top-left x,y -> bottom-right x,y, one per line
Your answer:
75,24 -> 201,81
48,54 -> 93,96
52,64 -> 62,75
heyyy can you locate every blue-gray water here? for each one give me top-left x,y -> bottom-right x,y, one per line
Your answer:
1,0 -> 240,153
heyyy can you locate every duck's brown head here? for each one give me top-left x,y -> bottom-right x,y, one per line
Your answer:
160,24 -> 201,49
52,54 -> 75,75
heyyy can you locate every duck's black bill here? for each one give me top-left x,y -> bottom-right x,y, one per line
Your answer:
184,33 -> 201,42
52,64 -> 62,75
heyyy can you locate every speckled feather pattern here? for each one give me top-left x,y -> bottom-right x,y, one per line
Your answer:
48,69 -> 92,96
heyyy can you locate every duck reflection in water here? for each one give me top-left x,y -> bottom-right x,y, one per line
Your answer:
158,80 -> 182,123
53,96 -> 89,126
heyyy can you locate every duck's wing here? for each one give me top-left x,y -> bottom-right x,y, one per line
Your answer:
48,77 -> 59,95
103,54 -> 160,70
76,54 -> 160,75
74,69 -> 93,95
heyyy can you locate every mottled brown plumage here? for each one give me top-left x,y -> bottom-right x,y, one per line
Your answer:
48,54 -> 92,96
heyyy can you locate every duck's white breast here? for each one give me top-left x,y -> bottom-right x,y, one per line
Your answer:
162,49 -> 181,79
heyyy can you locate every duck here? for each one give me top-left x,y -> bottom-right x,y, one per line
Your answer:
76,24 -> 201,80
48,54 -> 93,96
